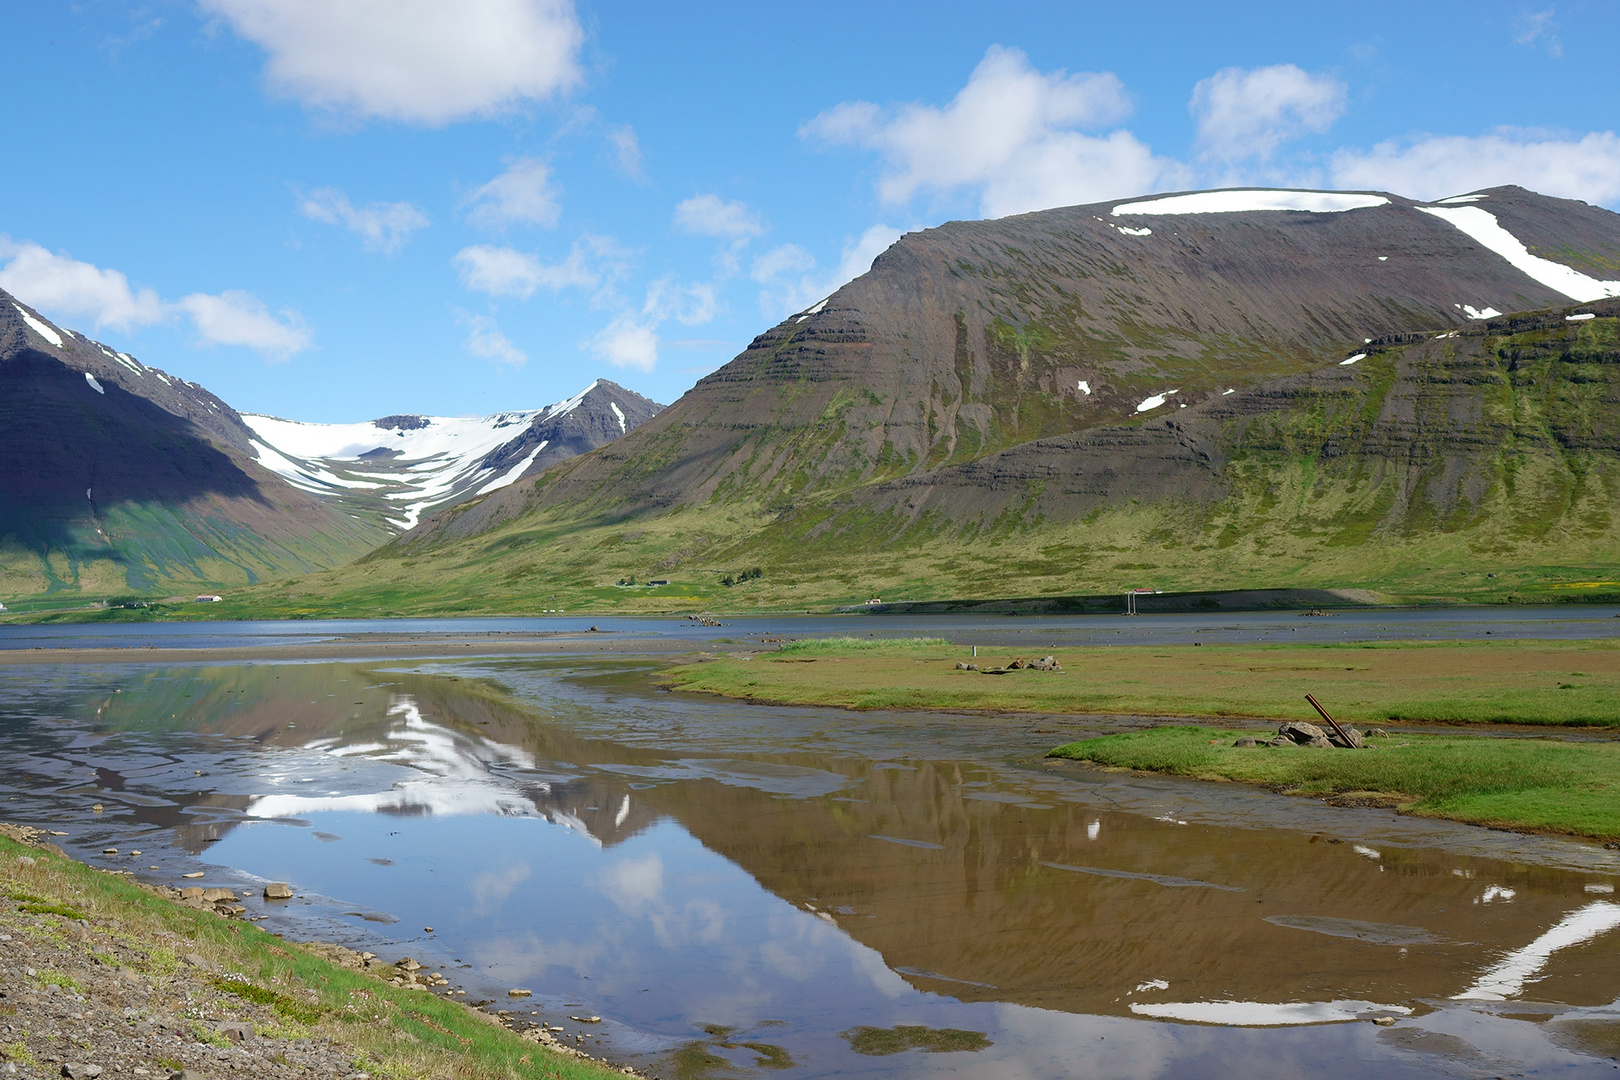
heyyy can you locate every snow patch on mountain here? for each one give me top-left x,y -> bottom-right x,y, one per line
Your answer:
1113,191 -> 1389,216
13,304 -> 63,347
1418,205 -> 1620,303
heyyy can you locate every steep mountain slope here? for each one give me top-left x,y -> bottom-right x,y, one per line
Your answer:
241,380 -> 661,530
218,187 -> 1620,614
0,292 -> 388,600
403,185 -> 1620,552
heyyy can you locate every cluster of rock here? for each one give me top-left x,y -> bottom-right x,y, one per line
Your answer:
174,887 -> 245,918
387,957 -> 451,991
1233,721 -> 1374,749
955,655 -> 1064,674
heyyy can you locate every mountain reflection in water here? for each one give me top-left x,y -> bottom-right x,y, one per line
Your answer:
3,660 -> 1620,1078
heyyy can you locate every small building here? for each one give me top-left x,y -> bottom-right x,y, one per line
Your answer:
195,594 -> 223,603
865,598 -> 884,606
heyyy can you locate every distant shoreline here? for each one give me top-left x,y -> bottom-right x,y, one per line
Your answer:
0,632 -> 700,665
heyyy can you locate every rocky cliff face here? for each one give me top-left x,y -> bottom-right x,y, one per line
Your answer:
793,296 -> 1620,574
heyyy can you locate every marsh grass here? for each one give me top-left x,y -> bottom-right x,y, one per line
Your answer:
1050,726 -> 1620,838
665,638 -> 1620,727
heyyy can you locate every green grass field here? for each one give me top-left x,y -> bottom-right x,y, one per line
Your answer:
1049,726 -> 1620,839
664,636 -> 1620,839
664,637 -> 1620,727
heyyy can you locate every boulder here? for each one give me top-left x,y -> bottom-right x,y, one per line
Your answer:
1308,735 -> 1332,748
1328,726 -> 1365,750
215,1020 -> 255,1043
1232,736 -> 1257,747
1277,721 -> 1327,745
1007,658 -> 1026,669
264,882 -> 294,900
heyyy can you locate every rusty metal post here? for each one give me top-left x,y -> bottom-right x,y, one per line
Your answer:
1305,693 -> 1356,748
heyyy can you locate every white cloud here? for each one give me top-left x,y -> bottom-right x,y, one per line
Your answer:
751,225 -> 901,321
1513,8 -> 1562,57
673,194 -> 765,240
464,158 -> 560,230
0,238 -> 164,330
802,45 -> 1178,217
588,312 -> 658,371
452,235 -> 623,298
456,310 -> 526,367
297,187 -> 429,253
0,238 -> 310,360
644,277 -> 717,326
1190,64 -> 1346,163
1331,129 -> 1620,205
584,274 -> 721,373
750,244 -> 815,283
608,125 -> 644,179
175,290 -> 311,361
200,0 -> 583,125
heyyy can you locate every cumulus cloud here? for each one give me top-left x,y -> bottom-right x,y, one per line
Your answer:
802,45 -> 1179,217
297,187 -> 429,253
174,290 -> 311,361
0,238 -> 310,360
1331,129 -> 1620,205
751,224 -> 901,321
0,238 -> 164,330
456,310 -> 527,367
464,158 -> 561,230
585,274 -> 721,373
673,194 -> 765,240
451,235 -> 624,299
588,312 -> 658,371
1190,64 -> 1346,163
200,0 -> 583,125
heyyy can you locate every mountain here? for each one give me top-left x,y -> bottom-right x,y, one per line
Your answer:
243,184 -> 1620,615
0,292 -> 662,607
240,380 -> 661,530
0,291 -> 387,601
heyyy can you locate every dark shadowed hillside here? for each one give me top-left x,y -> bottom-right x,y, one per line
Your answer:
0,292 -> 388,599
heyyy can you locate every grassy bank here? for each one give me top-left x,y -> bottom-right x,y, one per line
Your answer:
663,637 -> 1620,727
0,830 -> 624,1080
1048,726 -> 1620,840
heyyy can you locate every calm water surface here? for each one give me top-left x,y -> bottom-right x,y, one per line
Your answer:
4,604 -> 1620,651
1,651 -> 1618,1077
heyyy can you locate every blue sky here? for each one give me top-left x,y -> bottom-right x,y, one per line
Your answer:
2,1 -> 1617,421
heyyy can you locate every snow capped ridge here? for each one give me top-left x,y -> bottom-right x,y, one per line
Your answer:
241,379 -> 636,533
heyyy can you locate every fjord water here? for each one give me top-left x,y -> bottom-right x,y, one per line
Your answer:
3,653 -> 1619,1077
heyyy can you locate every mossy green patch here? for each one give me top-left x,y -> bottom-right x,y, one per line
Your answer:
1049,726 -> 1620,839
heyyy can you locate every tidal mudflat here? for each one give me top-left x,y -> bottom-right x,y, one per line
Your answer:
2,643 -> 1619,1077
